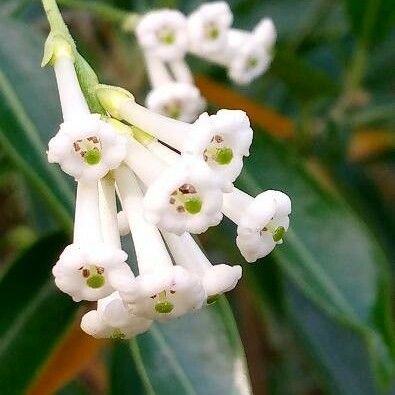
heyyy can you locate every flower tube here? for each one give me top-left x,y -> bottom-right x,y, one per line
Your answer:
47,43 -> 127,181
52,181 -> 132,301
222,188 -> 291,262
163,232 -> 242,304
114,164 -> 206,320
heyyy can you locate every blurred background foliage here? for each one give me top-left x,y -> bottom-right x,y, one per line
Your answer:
0,0 -> 394,394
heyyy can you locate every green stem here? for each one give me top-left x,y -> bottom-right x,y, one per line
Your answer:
41,0 -> 70,37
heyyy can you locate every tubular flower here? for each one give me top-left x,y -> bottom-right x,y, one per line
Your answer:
223,189 -> 291,262
124,137 -> 223,234
47,40 -> 127,181
135,9 -> 188,61
163,232 -> 242,304
47,114 -> 128,181
114,165 -> 206,320
52,181 -> 133,301
187,1 -> 233,54
227,18 -> 277,85
185,110 -> 253,192
146,82 -> 206,122
81,292 -> 152,339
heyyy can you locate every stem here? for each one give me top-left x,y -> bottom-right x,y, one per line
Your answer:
41,0 -> 70,37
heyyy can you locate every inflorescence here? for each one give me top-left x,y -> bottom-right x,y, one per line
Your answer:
44,1 -> 290,340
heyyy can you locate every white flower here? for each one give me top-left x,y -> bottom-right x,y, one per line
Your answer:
143,155 -> 223,234
146,82 -> 206,122
47,114 -> 127,181
185,109 -> 253,192
163,232 -> 242,304
223,189 -> 291,262
188,1 -> 233,54
136,10 -> 188,61
80,292 -> 152,339
228,39 -> 272,85
253,18 -> 277,48
114,165 -> 206,320
122,266 -> 206,321
227,18 -> 276,85
52,243 -> 132,302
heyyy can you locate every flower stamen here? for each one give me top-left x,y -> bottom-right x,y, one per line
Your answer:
154,290 -> 174,314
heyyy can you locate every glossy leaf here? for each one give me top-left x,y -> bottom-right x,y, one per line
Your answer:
233,131 -> 395,388
130,298 -> 252,395
0,18 -> 73,231
0,233 -> 76,395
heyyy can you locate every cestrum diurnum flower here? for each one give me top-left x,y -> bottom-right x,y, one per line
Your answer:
135,9 -> 188,61
81,292 -> 152,339
52,181 -> 133,302
146,82 -> 205,122
163,232 -> 242,304
227,18 -> 277,85
46,45 -> 127,181
47,114 -> 127,181
223,189 -> 291,262
114,165 -> 206,320
187,1 -> 233,54
123,137 -> 223,235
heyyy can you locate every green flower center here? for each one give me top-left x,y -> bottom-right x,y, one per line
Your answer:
86,274 -> 105,289
84,148 -> 101,165
214,147 -> 234,165
74,136 -> 102,165
247,57 -> 258,69
158,29 -> 175,45
154,290 -> 174,314
184,197 -> 202,214
206,26 -> 220,40
169,184 -> 202,215
81,265 -> 105,289
165,103 -> 182,119
272,226 -> 285,242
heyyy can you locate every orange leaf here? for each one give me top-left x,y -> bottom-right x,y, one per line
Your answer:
28,311 -> 108,395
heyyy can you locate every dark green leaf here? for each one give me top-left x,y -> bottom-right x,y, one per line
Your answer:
130,298 -> 252,395
0,233 -> 77,395
234,131 -> 395,389
0,18 -> 73,231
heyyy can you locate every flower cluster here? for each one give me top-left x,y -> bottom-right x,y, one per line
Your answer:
134,2 -> 276,122
45,19 -> 289,340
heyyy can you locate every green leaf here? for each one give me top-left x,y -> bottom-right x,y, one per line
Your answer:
345,0 -> 395,47
0,18 -> 73,231
130,298 -> 252,395
109,342 -> 145,395
0,233 -> 77,395
235,131 -> 395,389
